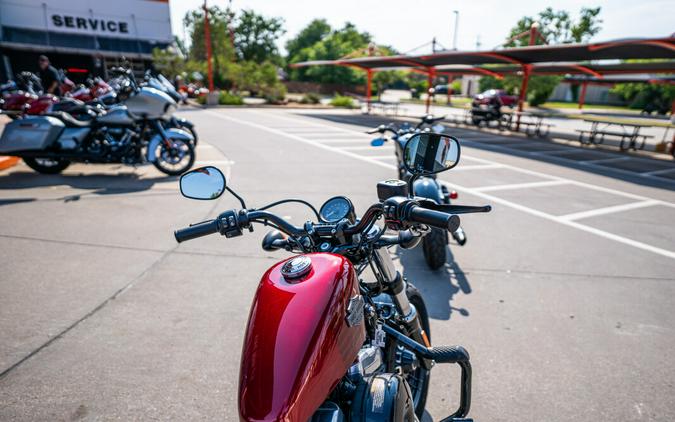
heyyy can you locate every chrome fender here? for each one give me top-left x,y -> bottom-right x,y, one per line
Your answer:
146,127 -> 194,162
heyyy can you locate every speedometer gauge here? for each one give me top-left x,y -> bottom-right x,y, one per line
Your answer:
319,196 -> 355,223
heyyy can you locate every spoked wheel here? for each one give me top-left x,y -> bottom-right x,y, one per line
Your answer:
422,227 -> 448,270
24,157 -> 71,174
385,283 -> 431,418
153,138 -> 195,176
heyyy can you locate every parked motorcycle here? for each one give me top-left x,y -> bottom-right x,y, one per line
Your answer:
368,115 -> 468,270
0,68 -> 195,176
173,132 -> 491,421
470,94 -> 509,127
1,72 -> 58,119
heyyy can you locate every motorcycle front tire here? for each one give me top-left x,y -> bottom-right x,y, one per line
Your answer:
422,227 -> 448,270
385,283 -> 431,418
152,139 -> 196,176
24,157 -> 71,174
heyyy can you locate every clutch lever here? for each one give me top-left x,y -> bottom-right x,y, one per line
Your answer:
417,199 -> 492,214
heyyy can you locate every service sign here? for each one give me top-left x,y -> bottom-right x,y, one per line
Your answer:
0,0 -> 172,43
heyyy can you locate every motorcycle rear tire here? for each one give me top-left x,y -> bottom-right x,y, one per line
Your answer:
422,227 -> 448,270
385,283 -> 431,418
24,157 -> 71,174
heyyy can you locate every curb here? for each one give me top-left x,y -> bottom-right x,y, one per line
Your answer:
0,156 -> 20,171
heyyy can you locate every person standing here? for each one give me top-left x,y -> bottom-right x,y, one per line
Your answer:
38,55 -> 61,96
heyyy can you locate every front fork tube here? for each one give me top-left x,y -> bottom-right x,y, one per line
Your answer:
372,247 -> 432,370
152,120 -> 172,147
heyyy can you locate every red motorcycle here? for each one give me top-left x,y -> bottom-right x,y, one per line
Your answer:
174,133 -> 491,421
1,72 -> 58,119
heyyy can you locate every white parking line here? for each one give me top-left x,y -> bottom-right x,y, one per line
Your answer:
582,157 -> 632,164
475,180 -> 570,192
557,200 -> 661,222
641,168 -> 675,176
341,146 -> 394,151
451,164 -> 504,171
207,110 -> 675,260
317,139 -> 371,144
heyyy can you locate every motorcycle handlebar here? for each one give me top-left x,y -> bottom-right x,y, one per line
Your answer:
174,219 -> 220,243
407,206 -> 460,232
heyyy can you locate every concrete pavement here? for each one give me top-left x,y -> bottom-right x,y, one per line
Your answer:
1,107 -> 674,421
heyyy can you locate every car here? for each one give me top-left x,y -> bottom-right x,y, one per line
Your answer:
472,89 -> 518,107
434,84 -> 449,95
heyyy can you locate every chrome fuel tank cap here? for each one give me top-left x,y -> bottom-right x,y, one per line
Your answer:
281,255 -> 312,279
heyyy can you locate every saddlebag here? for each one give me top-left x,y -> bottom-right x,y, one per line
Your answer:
0,116 -> 64,153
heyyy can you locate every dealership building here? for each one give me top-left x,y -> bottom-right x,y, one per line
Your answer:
0,0 -> 173,82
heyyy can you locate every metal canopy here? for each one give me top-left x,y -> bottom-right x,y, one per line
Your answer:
291,37 -> 675,70
435,61 -> 675,78
291,35 -> 675,116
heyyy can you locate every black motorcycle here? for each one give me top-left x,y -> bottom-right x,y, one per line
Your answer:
368,115 -> 468,270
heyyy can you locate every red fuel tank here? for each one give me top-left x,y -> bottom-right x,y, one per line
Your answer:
238,253 -> 366,421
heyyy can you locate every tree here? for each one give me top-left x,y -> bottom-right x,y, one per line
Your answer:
500,7 -> 603,106
612,82 -> 675,111
287,22 -> 373,85
505,7 -> 602,47
285,19 -> 331,62
234,10 -> 285,64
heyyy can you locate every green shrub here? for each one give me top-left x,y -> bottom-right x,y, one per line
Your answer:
218,91 -> 244,105
330,94 -> 355,108
196,95 -> 206,105
300,92 -> 321,104
263,84 -> 287,104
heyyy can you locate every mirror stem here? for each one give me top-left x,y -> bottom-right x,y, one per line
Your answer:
226,186 -> 247,209
407,173 -> 420,197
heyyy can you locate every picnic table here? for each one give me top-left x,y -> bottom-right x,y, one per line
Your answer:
503,110 -> 554,137
370,100 -> 400,115
575,119 -> 655,151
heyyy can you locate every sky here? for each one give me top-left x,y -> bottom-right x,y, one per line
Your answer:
168,0 -> 674,54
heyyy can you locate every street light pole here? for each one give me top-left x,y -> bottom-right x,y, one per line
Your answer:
452,10 -> 459,50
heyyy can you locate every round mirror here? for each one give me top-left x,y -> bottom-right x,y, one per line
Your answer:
179,166 -> 226,200
370,137 -> 386,147
403,133 -> 461,175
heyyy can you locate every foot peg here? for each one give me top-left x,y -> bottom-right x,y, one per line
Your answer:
429,345 -> 469,363
452,227 -> 467,246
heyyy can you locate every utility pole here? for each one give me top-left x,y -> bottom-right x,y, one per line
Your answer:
452,10 -> 459,50
432,37 -> 437,53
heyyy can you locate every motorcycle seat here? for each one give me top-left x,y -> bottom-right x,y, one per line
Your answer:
46,111 -> 92,128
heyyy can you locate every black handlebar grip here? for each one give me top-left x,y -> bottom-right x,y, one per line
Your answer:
408,206 -> 460,232
174,219 -> 220,243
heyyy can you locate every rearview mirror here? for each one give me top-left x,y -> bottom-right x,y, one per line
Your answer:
371,138 -> 386,147
179,166 -> 226,200
403,133 -> 460,175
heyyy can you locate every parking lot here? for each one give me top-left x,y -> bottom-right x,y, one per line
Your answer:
1,107 -> 675,421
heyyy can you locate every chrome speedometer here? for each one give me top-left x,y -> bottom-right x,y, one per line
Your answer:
319,196 -> 355,223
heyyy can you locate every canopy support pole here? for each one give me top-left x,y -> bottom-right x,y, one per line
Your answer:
515,64 -> 531,132
366,69 -> 373,114
425,68 -> 436,114
578,82 -> 588,110
203,0 -> 214,92
447,76 -> 454,106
